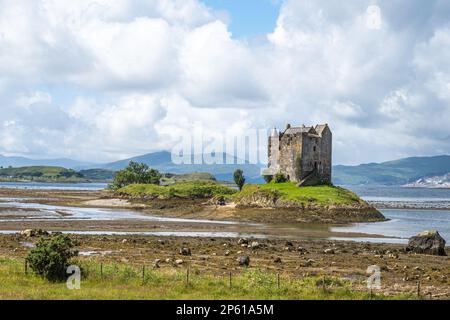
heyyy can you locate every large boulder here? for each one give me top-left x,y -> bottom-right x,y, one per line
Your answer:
407,230 -> 447,256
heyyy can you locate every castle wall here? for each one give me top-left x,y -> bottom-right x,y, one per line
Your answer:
317,128 -> 332,184
278,133 -> 303,182
265,124 -> 332,185
301,134 -> 320,180
268,136 -> 280,172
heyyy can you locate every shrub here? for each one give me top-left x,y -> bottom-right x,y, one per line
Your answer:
273,172 -> 288,183
110,161 -> 162,190
26,234 -> 78,282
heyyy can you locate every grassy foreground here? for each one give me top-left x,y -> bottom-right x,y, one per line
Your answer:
0,257 -> 412,300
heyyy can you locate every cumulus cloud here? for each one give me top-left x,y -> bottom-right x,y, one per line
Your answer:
0,0 -> 449,164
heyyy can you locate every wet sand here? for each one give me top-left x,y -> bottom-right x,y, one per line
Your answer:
0,188 -> 395,241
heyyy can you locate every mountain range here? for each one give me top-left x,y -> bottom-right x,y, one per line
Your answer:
333,155 -> 450,186
101,151 -> 264,183
0,155 -> 94,170
1,152 -> 449,186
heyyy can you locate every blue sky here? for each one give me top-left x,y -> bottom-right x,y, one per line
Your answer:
202,0 -> 281,38
0,0 -> 449,164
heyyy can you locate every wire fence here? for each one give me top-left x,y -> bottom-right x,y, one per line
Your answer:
17,259 -> 435,299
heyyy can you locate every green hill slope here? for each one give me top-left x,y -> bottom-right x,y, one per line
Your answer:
0,166 -> 87,183
101,151 -> 263,183
333,155 -> 450,185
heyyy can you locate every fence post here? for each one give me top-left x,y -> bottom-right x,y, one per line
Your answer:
100,263 -> 103,279
277,273 -> 280,289
417,280 -> 421,298
186,267 -> 190,286
229,272 -> 232,289
24,260 -> 28,275
142,265 -> 146,285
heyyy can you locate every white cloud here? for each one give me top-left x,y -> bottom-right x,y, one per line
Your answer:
0,0 -> 449,164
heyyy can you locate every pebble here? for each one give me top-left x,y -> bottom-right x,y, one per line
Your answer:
251,242 -> 260,249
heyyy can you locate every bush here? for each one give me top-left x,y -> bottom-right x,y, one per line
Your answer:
110,161 -> 162,190
26,234 -> 78,282
273,172 -> 288,183
263,175 -> 273,183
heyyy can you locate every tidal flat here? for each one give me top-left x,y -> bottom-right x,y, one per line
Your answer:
0,187 -> 448,299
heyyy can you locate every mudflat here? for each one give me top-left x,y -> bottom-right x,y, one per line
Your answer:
1,233 -> 449,298
0,187 -> 449,298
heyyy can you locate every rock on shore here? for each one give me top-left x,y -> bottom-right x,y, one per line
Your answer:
407,230 -> 447,256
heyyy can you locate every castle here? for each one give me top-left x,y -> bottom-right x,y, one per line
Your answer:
262,124 -> 332,186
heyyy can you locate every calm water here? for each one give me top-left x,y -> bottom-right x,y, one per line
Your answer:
344,185 -> 450,202
334,186 -> 450,243
0,200 -> 250,225
0,182 -> 108,190
1,182 -> 449,243
0,230 -> 265,239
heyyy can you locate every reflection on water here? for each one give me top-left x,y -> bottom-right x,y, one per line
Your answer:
332,208 -> 450,241
1,185 -> 449,244
0,182 -> 107,190
330,186 -> 450,243
0,229 -> 266,239
0,199 -> 252,225
329,237 -> 408,244
344,185 -> 450,202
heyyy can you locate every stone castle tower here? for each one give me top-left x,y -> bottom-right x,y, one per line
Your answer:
262,124 -> 332,186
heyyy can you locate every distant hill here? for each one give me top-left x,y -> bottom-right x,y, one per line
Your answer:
0,154 -> 94,170
5,152 -> 447,186
0,166 -> 87,183
101,151 -> 264,183
78,169 -> 115,181
333,155 -> 450,186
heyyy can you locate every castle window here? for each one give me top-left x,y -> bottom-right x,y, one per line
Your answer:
313,146 -> 316,152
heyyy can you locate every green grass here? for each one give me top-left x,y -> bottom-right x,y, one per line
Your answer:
78,169 -> 115,181
160,172 -> 216,185
118,180 -> 237,199
118,181 -> 365,207
0,257 -> 412,300
234,183 -> 365,206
